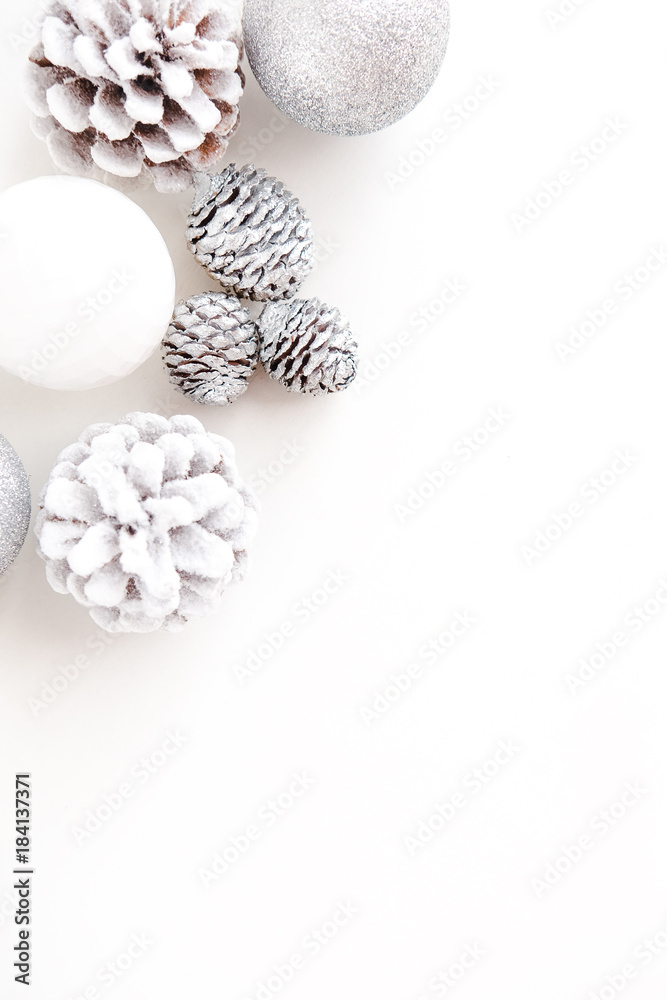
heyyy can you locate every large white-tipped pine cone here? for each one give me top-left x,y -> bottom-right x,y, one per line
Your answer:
259,298 -> 358,394
35,412 -> 258,633
25,0 -> 245,194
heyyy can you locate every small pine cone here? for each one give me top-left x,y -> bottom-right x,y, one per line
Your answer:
163,293 -> 259,406
187,163 -> 314,300
35,412 -> 259,633
259,298 -> 358,395
25,0 -> 245,194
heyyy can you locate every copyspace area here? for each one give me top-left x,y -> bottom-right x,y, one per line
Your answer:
1,1 -> 667,998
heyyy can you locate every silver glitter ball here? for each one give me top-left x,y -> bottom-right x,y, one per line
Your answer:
0,434 -> 31,577
242,0 -> 451,136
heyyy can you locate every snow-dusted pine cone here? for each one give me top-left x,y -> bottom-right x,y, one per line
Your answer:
259,298 -> 358,395
35,413 -> 258,633
163,293 -> 259,406
25,0 -> 245,193
187,163 -> 314,300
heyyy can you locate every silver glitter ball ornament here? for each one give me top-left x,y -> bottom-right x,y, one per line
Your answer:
0,435 -> 31,577
242,0 -> 451,136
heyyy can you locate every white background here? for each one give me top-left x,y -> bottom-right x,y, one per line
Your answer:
2,0 -> 667,998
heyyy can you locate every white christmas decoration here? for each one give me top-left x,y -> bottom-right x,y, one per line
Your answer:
0,176 -> 175,390
35,412 -> 258,633
26,0 -> 245,193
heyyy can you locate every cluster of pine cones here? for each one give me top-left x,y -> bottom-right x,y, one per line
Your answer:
24,1 -> 359,402
163,162 -> 359,402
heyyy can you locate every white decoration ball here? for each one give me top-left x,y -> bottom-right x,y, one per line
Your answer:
0,176 -> 176,391
242,0 -> 451,136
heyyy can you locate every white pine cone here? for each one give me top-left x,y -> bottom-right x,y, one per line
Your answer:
163,292 -> 258,405
35,412 -> 258,633
25,0 -> 245,194
187,163 -> 314,300
259,298 -> 358,394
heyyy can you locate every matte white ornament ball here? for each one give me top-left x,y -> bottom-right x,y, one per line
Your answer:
0,176 -> 176,390
242,0 -> 451,136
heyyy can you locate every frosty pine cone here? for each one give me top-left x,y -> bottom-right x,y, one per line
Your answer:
35,412 -> 258,633
163,293 -> 259,406
187,163 -> 315,300
25,0 -> 245,193
258,298 -> 358,395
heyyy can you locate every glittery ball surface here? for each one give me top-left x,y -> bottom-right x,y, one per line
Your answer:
0,434 -> 31,577
242,0 -> 451,136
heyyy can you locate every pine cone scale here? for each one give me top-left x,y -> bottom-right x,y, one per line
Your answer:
135,123 -> 177,162
123,81 -> 164,124
91,84 -> 134,140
